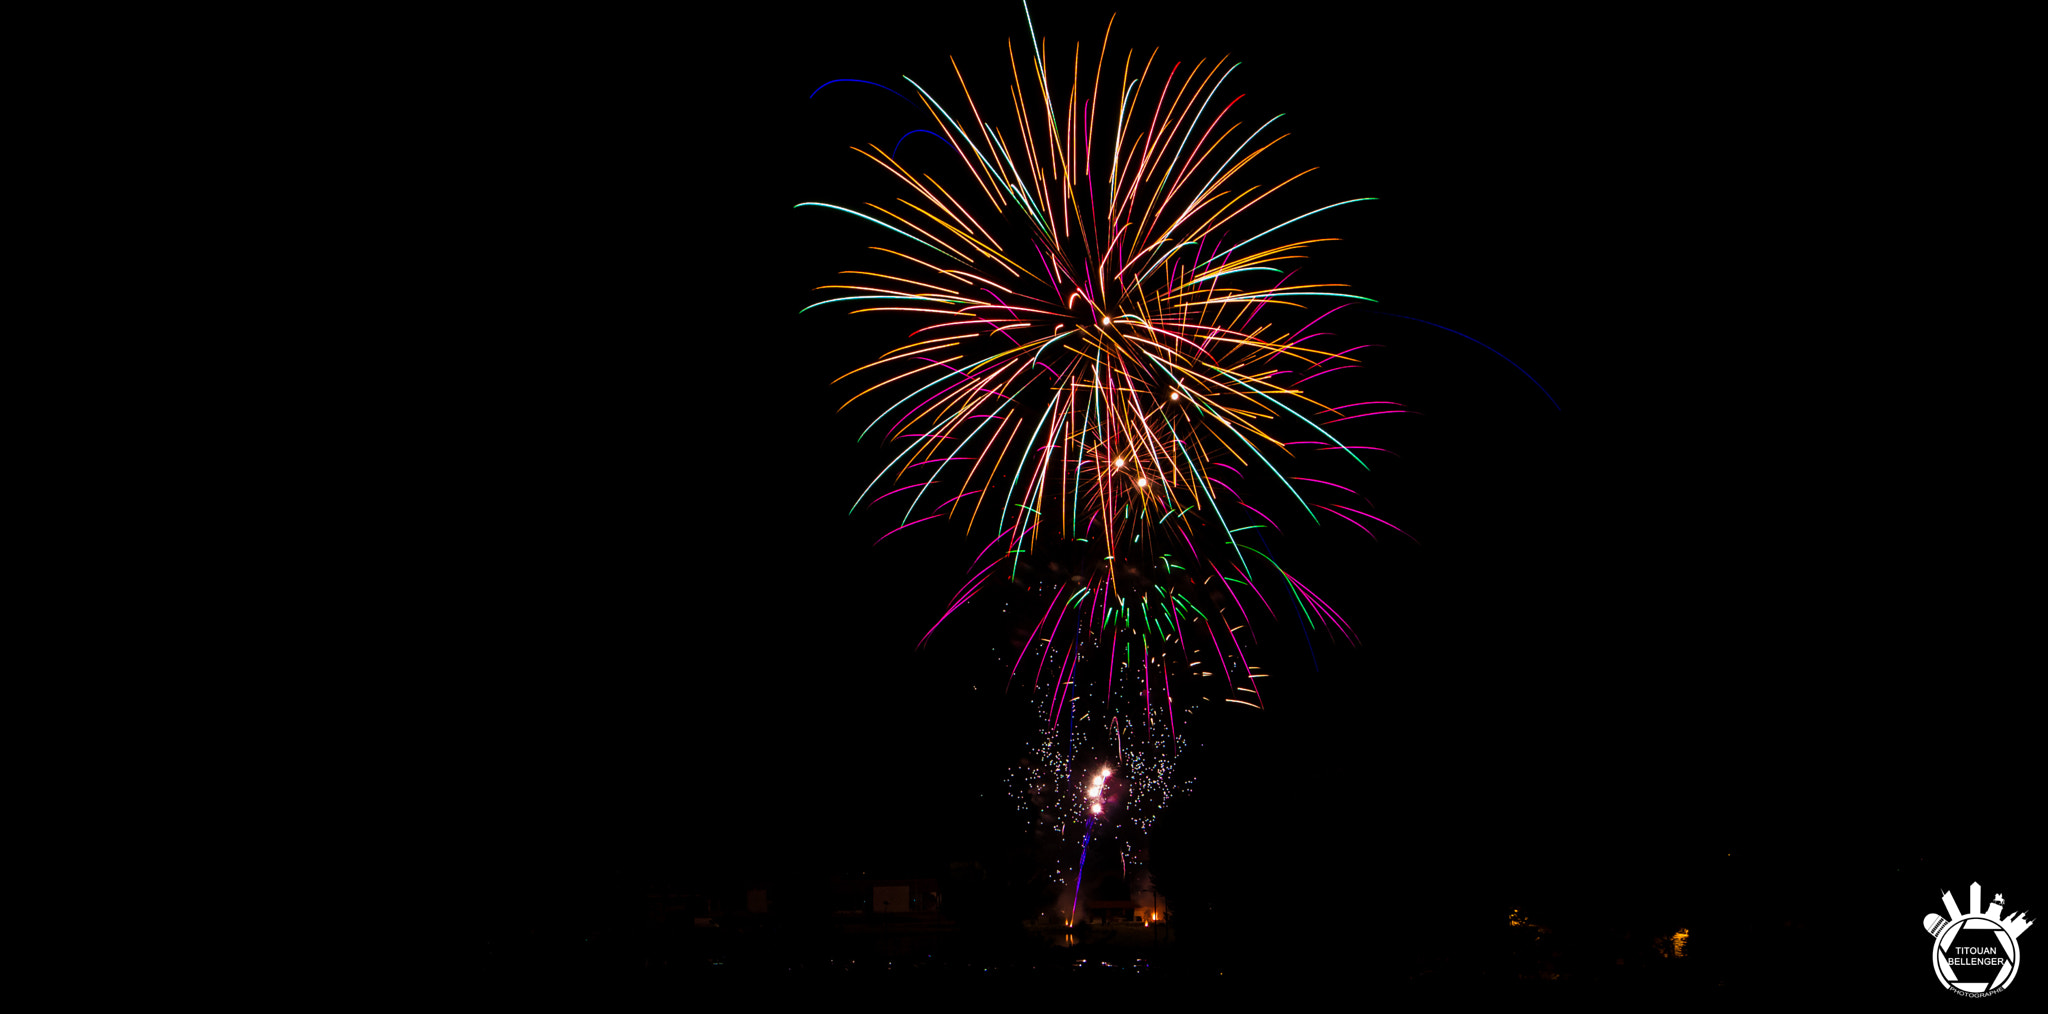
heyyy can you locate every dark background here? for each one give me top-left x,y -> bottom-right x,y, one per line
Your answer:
377,1 -> 2022,998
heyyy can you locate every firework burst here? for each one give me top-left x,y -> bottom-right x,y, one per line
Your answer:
802,5 -> 1401,738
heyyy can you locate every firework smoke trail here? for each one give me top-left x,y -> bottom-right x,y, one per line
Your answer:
803,3 -> 1406,740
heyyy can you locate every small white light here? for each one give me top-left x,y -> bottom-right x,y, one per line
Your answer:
1137,477 -> 1148,487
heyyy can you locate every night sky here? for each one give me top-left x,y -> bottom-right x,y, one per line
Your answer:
394,3 -> 2024,997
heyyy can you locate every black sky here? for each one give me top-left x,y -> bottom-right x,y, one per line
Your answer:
403,4 -> 2019,980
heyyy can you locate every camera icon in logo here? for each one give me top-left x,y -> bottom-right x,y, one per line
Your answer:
1924,882 -> 2031,996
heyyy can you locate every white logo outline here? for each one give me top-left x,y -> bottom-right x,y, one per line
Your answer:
1924,881 -> 2031,997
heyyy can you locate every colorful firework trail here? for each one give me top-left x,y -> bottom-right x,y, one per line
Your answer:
801,5 -> 1404,751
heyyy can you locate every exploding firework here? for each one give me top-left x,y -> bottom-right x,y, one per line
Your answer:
1005,699 -> 1186,858
801,1 -> 1425,928
802,5 -> 1402,733
799,4 -> 1565,929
